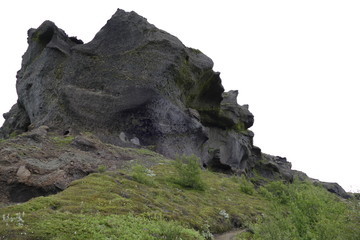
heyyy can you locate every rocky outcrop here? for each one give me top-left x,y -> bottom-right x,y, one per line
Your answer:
0,9 -> 256,172
253,155 -> 351,199
316,181 -> 351,199
253,154 -> 294,182
0,126 -> 165,204
0,9 -> 349,200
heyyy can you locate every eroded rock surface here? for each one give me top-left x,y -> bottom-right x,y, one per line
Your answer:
0,9 -> 256,172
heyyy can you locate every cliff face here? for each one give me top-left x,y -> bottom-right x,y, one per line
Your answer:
0,9 -> 349,203
1,9 -> 255,171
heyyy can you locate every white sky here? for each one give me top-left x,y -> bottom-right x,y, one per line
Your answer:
0,1 -> 359,192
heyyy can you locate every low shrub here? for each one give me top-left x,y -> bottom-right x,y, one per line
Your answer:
173,155 -> 205,190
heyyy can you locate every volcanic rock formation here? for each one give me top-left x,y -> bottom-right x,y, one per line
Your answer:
0,9 -> 350,202
1,9 -> 256,171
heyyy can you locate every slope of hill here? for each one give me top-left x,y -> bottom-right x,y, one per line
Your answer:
0,145 -> 359,239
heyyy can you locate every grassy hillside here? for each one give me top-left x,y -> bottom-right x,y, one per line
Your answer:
0,155 -> 359,239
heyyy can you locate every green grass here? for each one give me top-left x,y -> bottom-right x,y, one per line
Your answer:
237,175 -> 255,195
0,156 -> 359,239
131,164 -> 156,186
0,162 -> 267,239
1,212 -> 202,240
50,136 -> 74,146
237,180 -> 360,240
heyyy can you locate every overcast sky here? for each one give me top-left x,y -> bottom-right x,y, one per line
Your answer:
0,1 -> 359,192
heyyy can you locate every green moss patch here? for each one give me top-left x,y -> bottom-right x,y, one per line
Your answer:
0,161 -> 268,239
50,135 -> 74,146
0,159 -> 358,239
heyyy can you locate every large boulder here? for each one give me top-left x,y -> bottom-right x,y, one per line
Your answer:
1,9 -> 255,172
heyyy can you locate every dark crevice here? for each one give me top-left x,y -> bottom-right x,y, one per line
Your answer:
206,157 -> 232,173
37,27 -> 55,47
9,183 -> 60,203
26,83 -> 33,90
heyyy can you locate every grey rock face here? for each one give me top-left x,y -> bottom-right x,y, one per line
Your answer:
1,9 -> 255,173
0,103 -> 30,138
313,180 -> 351,199
256,154 -> 294,181
220,90 -> 254,129
253,155 -> 350,198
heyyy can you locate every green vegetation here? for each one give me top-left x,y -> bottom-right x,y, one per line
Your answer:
174,58 -> 194,91
54,62 -> 64,79
0,155 -> 359,239
232,121 -> 246,133
96,165 -> 107,173
238,175 -> 255,195
1,212 -> 201,240
131,164 -> 156,186
173,155 -> 206,190
9,131 -> 19,138
236,180 -> 360,240
0,158 -> 267,239
51,135 -> 74,146
189,47 -> 202,54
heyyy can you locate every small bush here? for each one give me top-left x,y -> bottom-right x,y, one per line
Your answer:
173,155 -> 205,190
239,175 -> 255,195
